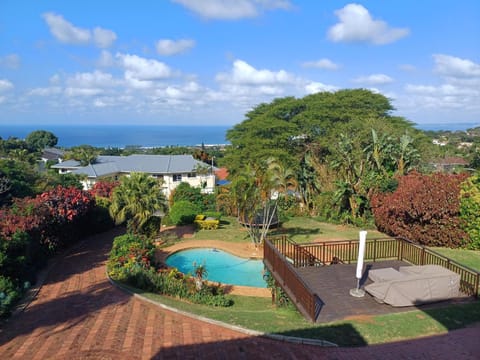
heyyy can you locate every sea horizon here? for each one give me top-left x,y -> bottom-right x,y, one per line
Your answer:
0,124 -> 231,148
1,122 -> 479,149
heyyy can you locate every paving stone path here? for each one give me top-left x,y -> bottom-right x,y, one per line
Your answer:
0,228 -> 478,359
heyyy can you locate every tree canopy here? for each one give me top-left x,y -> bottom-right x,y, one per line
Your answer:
25,130 -> 58,150
222,89 -> 433,222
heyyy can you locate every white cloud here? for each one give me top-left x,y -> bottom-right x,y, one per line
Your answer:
50,74 -> 61,85
216,59 -> 295,86
42,12 -> 91,45
65,87 -> 104,97
433,54 -> 480,78
403,55 -> 480,113
116,53 -> 174,82
328,4 -> 409,45
171,0 -> 291,20
353,74 -> 394,85
302,58 -> 340,70
42,12 -> 116,48
156,39 -> 195,56
305,81 -> 338,94
66,70 -> 117,88
93,27 -> 117,48
0,54 -> 20,69
0,79 -> 14,92
28,87 -> 62,96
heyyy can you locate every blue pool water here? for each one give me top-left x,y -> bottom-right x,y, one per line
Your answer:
165,248 -> 267,288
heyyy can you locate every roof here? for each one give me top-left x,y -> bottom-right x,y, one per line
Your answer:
215,167 -> 229,180
431,157 -> 469,166
54,154 -> 207,178
41,147 -> 65,161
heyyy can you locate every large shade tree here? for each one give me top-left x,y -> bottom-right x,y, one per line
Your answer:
222,89 -> 431,221
109,173 -> 167,234
25,130 -> 58,151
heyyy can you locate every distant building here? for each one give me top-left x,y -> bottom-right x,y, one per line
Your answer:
432,139 -> 448,146
41,147 -> 65,163
51,154 -> 215,197
430,156 -> 469,173
215,167 -> 230,186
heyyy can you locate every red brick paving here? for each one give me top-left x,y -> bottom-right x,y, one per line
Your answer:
0,228 -> 478,359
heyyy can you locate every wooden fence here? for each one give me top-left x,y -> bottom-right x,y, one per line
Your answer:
264,236 -> 480,322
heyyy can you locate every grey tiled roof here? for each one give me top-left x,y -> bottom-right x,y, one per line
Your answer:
55,154 -> 207,178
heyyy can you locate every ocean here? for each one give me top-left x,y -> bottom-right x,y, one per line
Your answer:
0,125 -> 231,148
0,122 -> 478,148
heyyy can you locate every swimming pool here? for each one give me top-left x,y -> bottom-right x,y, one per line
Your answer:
165,248 -> 267,288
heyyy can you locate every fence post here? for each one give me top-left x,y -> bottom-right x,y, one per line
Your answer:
398,238 -> 403,261
348,240 -> 352,264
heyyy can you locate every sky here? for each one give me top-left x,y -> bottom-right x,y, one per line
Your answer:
0,0 -> 479,127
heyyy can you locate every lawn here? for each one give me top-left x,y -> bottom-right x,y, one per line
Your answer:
430,247 -> 480,271
123,283 -> 480,347
186,216 -> 387,244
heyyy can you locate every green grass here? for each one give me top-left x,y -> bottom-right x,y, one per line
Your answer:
188,216 -> 387,244
121,282 -> 480,347
430,248 -> 480,271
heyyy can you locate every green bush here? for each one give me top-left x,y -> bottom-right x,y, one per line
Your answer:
108,233 -> 232,307
168,200 -> 201,225
0,276 -> 21,318
460,174 -> 480,249
140,216 -> 161,239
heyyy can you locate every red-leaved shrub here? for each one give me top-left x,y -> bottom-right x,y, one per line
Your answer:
370,171 -> 469,247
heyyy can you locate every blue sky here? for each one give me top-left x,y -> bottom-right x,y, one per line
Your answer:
0,0 -> 479,127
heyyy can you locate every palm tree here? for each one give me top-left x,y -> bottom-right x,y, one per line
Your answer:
109,172 -> 167,234
65,145 -> 99,166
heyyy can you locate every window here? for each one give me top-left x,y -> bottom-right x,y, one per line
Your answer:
187,172 -> 196,178
173,174 -> 182,182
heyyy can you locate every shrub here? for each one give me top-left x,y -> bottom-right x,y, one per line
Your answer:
168,200 -> 201,225
107,233 -> 155,281
371,171 -> 469,247
0,275 -> 21,318
170,182 -> 203,207
459,174 -> 480,249
108,233 -> 232,307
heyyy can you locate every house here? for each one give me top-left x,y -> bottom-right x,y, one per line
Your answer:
51,154 -> 215,197
429,156 -> 469,173
41,148 -> 65,163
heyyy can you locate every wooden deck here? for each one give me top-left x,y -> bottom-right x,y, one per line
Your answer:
264,237 -> 478,323
294,260 -> 469,323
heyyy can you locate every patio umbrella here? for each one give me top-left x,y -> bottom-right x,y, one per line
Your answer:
350,230 -> 367,297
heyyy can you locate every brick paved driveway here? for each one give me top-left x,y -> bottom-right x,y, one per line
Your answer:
0,228 -> 478,359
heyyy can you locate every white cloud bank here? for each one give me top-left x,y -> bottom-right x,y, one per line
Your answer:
171,0 -> 291,20
42,12 -> 117,48
402,54 -> 480,116
328,4 -> 409,45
